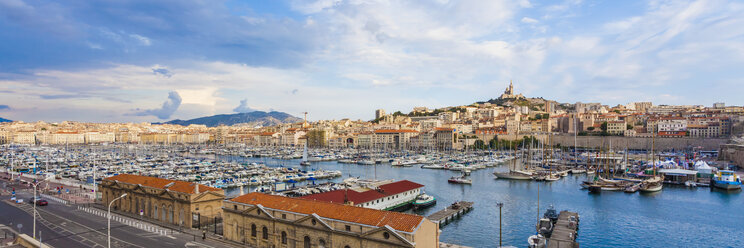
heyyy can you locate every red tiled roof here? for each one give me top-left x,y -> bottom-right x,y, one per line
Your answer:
378,180 -> 424,195
103,174 -> 223,195
300,180 -> 423,205
434,127 -> 454,131
300,189 -> 385,205
232,193 -> 424,233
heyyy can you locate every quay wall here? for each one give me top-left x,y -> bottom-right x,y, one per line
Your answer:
495,134 -> 728,151
720,144 -> 744,166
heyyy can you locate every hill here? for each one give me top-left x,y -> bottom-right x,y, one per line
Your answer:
0,117 -> 11,123
160,111 -> 302,127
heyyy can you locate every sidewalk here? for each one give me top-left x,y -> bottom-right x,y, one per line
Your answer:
86,204 -> 244,248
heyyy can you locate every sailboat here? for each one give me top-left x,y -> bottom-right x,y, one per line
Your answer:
639,132 -> 663,192
300,144 -> 310,166
494,144 -> 534,180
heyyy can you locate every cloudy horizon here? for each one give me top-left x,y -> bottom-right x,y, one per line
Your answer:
1,0 -> 743,123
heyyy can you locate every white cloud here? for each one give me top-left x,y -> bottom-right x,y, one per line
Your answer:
521,17 -> 538,24
129,34 -> 151,46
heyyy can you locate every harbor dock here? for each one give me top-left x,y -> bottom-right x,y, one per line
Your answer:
427,201 -> 474,227
547,211 -> 580,248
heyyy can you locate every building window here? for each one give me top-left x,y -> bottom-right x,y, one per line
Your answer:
251,224 -> 256,237
282,214 -> 286,219
281,231 -> 287,244
383,232 -> 390,239
304,236 -> 311,248
311,219 -> 316,225
233,205 -> 237,210
345,246 -> 351,248
262,226 -> 268,239
345,225 -> 351,231
319,239 -> 326,248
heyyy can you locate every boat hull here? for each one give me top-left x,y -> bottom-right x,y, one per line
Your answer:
711,180 -> 742,190
493,172 -> 532,180
413,199 -> 437,210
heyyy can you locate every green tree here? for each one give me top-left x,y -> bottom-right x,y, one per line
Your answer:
473,140 -> 486,149
587,127 -> 595,131
600,122 -> 608,132
627,124 -> 633,130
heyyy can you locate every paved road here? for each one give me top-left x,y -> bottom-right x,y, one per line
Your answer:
2,183 -> 235,248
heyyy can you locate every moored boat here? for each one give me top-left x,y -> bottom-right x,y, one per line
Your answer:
711,170 -> 742,190
412,193 -> 437,210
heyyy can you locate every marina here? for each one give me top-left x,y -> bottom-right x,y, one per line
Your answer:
1,144 -> 743,247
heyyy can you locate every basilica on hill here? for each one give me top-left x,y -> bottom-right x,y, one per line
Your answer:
499,80 -> 525,100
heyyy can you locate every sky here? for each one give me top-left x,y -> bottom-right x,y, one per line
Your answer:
1,0 -> 743,123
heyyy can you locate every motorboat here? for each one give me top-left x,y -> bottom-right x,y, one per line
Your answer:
711,170 -> 742,190
412,193 -> 437,210
448,175 -> 472,184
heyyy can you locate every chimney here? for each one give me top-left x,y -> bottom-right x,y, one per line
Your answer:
195,184 -> 200,194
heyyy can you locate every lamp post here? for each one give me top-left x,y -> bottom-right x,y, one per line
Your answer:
108,193 -> 127,248
31,176 -> 51,244
496,202 -> 504,247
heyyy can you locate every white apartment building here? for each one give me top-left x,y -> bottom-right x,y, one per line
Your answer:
658,119 -> 687,132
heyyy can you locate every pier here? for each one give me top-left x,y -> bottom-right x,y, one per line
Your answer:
427,201 -> 474,227
547,211 -> 580,248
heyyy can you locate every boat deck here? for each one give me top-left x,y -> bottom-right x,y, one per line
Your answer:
547,211 -> 580,248
427,201 -> 474,227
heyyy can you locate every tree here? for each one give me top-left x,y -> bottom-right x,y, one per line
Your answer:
587,127 -> 595,131
627,124 -> 633,130
600,122 -> 608,132
473,140 -> 486,149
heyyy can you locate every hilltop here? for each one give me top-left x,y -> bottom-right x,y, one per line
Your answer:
160,111 -> 302,127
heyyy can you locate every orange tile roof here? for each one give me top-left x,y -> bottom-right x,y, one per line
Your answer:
230,193 -> 424,233
104,174 -> 223,195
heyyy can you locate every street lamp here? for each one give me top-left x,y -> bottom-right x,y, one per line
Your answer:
496,202 -> 504,247
31,176 -> 51,244
108,193 -> 127,248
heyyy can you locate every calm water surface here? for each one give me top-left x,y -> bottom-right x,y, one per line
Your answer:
220,156 -> 743,248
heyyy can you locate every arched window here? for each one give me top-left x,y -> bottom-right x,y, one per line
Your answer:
262,226 -> 268,239
281,231 -> 287,244
169,205 -> 174,223
344,246 -> 351,248
383,232 -> 390,239
179,208 -> 185,226
303,236 -> 311,248
161,204 -> 167,222
154,205 -> 159,219
319,238 -> 326,248
251,224 -> 257,237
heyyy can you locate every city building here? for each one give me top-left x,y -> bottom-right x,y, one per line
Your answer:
606,120 -> 627,135
222,192 -> 439,248
99,174 -> 225,228
375,109 -> 386,120
499,81 -> 525,100
300,180 -> 424,211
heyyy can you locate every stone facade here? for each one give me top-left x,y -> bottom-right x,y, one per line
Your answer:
99,174 -> 225,228
223,193 -> 439,248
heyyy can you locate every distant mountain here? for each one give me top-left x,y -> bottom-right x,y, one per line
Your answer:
0,117 -> 11,123
160,111 -> 302,127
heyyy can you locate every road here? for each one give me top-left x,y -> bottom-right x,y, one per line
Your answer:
1,179 -> 236,248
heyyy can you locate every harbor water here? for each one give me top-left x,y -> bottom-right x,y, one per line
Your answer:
222,156 -> 743,248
